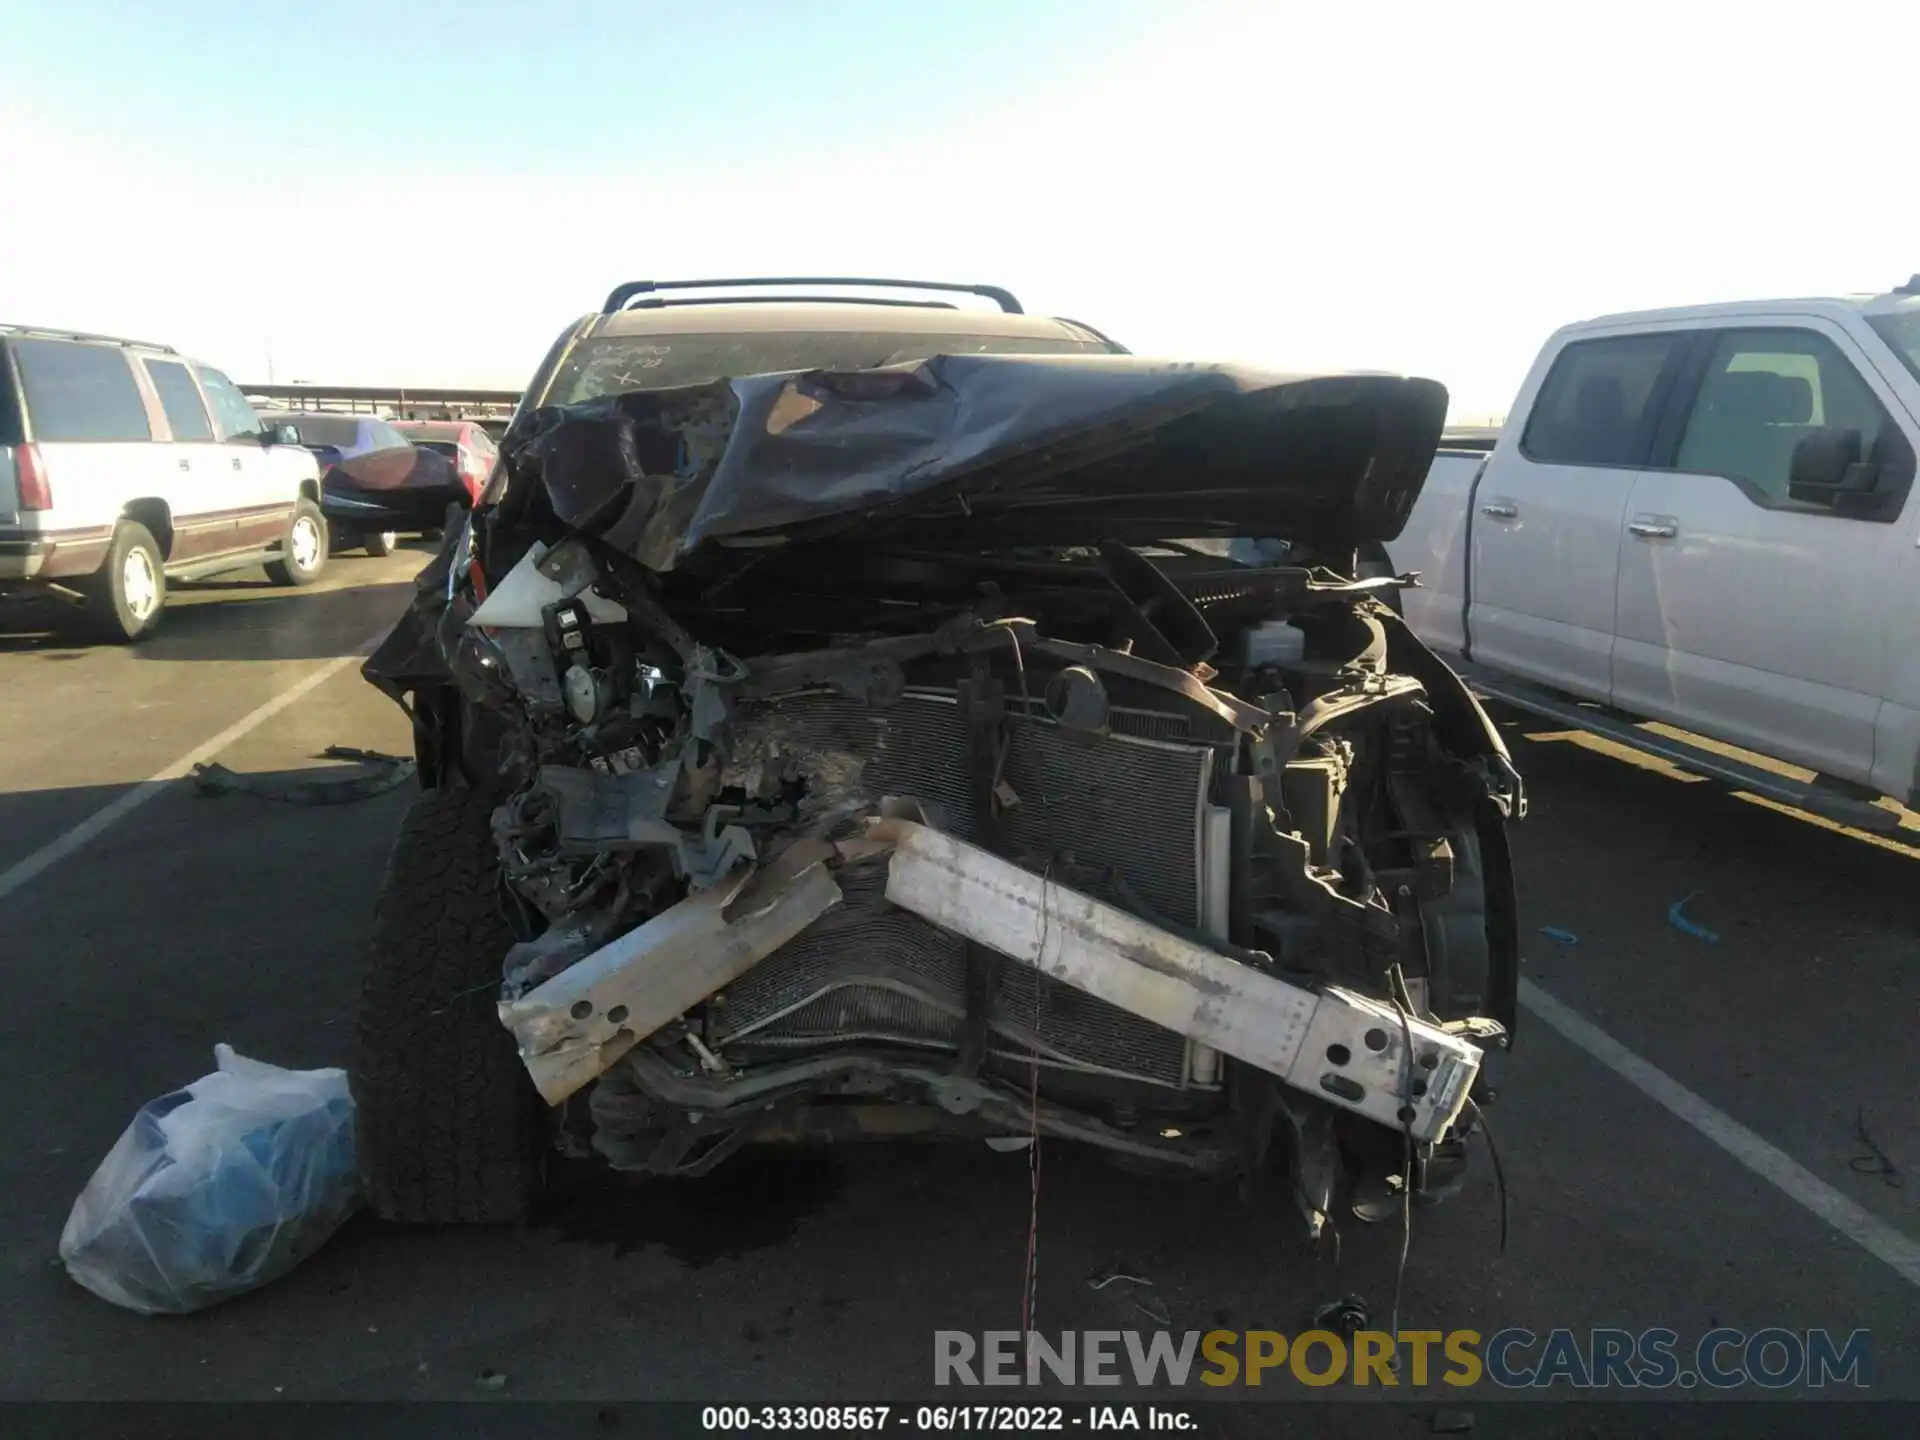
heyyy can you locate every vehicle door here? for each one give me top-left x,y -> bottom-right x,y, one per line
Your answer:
5,338 -> 159,556
137,355 -> 234,560
192,365 -> 292,551
1612,322 -> 1917,783
1466,331 -> 1690,700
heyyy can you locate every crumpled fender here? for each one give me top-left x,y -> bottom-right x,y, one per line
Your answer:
1377,603 -> 1523,1041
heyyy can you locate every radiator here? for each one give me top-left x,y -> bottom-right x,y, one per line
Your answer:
708,688 -> 1218,1088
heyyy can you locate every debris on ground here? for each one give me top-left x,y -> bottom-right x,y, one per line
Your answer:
1537,926 -> 1578,946
1666,891 -> 1720,943
1850,1108 -> 1904,1188
477,1368 -> 509,1392
1087,1264 -> 1171,1326
1311,1294 -> 1371,1336
192,746 -> 415,805
58,1045 -> 360,1315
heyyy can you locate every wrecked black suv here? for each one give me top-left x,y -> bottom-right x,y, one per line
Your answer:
354,277 -> 1524,1239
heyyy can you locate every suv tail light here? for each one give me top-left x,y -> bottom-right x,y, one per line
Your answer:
16,442 -> 52,511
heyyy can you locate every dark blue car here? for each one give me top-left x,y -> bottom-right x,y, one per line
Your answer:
255,411 -> 469,556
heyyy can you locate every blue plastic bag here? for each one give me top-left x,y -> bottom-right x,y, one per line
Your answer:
58,1045 -> 360,1315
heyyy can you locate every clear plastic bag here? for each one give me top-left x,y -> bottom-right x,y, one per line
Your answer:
58,1044 -> 361,1315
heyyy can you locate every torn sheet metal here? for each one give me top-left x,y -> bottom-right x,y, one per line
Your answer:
497,845 -> 844,1105
873,819 -> 1484,1145
468,540 -> 628,628
533,764 -> 682,851
500,360 -> 1449,574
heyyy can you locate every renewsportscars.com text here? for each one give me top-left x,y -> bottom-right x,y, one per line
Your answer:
934,1328 -> 1872,1390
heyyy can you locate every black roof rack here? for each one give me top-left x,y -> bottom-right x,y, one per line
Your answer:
618,294 -> 960,312
0,323 -> 177,354
601,277 -> 1024,316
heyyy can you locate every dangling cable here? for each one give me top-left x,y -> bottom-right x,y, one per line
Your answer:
1464,1095 -> 1510,1256
1385,964 -> 1420,1364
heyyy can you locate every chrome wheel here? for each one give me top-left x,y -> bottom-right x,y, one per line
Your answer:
290,515 -> 323,572
121,547 -> 160,621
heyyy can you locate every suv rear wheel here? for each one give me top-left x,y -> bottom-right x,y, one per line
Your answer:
265,499 -> 328,586
80,521 -> 166,642
352,785 -> 547,1223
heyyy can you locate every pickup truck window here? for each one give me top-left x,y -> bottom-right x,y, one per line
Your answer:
1867,312 -> 1920,385
1676,329 -> 1893,508
1520,335 -> 1679,467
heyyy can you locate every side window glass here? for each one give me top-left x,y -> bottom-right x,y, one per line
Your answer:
1677,329 -> 1896,508
0,346 -> 25,446
1520,335 -> 1680,467
193,366 -> 265,441
10,339 -> 153,442
143,359 -> 215,441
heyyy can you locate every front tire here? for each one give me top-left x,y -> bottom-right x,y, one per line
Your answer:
363,529 -> 399,558
352,786 -> 546,1224
265,499 -> 327,586
80,521 -> 166,642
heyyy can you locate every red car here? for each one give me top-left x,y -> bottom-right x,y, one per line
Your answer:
391,420 -> 498,506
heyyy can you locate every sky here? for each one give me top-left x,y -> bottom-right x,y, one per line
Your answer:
1,0 -> 1913,423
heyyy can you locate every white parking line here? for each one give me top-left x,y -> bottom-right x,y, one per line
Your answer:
0,628 -> 393,903
1520,977 -> 1920,1289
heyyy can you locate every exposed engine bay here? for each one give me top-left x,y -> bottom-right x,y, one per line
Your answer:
363,355 -> 1525,1232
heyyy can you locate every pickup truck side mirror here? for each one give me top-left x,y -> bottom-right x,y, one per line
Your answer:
1788,428 -> 1877,510
265,424 -> 301,447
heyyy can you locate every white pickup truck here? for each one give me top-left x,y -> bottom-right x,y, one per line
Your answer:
1383,277 -> 1920,832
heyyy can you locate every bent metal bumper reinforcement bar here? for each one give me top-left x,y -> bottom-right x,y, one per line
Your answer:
498,841 -> 844,1105
870,819 -> 1485,1145
496,820 -> 1487,1143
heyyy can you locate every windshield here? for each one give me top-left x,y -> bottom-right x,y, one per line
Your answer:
1868,311 -> 1920,385
545,328 -> 1107,407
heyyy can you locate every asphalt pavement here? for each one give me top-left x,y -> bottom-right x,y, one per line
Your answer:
1,553 -> 1915,1432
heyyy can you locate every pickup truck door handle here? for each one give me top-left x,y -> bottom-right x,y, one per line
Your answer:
1628,515 -> 1679,539
177,458 -> 191,471
231,457 -> 244,471
1480,500 -> 1519,520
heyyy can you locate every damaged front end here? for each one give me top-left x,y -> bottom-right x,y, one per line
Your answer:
363,355 -> 1523,1232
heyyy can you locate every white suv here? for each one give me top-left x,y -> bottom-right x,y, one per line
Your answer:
0,325 -> 329,640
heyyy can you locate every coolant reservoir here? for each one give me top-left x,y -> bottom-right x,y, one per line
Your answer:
1241,621 -> 1306,668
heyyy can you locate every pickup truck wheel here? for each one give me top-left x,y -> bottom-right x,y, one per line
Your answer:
352,785 -> 547,1223
265,499 -> 328,586
80,521 -> 166,643
363,530 -> 399,558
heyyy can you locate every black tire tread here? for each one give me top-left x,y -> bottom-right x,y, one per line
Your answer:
352,786 -> 544,1223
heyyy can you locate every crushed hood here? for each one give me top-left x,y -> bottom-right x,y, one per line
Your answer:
494,355 -> 1449,574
